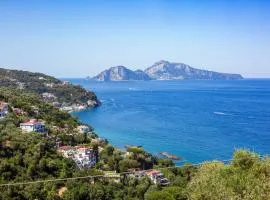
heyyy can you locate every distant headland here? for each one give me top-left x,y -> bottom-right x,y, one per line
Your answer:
90,60 -> 243,81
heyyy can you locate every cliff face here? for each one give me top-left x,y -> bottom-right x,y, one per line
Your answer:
93,66 -> 151,81
145,61 -> 243,80
91,61 -> 243,81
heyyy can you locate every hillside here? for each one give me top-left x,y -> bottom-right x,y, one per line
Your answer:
93,66 -> 151,81
0,86 -> 157,199
91,61 -> 243,81
0,71 -> 269,199
0,68 -> 99,108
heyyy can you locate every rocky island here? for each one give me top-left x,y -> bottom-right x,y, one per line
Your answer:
93,66 -> 151,81
91,60 -> 243,81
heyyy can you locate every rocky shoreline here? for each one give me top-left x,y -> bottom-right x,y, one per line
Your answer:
59,99 -> 101,113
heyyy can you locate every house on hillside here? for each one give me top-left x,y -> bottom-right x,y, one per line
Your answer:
74,146 -> 97,168
57,145 -> 97,169
20,119 -> 47,133
45,83 -> 54,88
38,76 -> 46,80
146,170 -> 170,186
0,102 -> 8,118
42,92 -> 57,101
62,81 -> 70,85
77,125 -> 91,134
52,101 -> 61,108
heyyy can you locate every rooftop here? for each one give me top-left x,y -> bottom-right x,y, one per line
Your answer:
146,169 -> 160,176
0,101 -> 8,110
20,119 -> 44,126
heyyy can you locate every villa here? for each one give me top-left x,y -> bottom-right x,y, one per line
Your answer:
77,125 -> 91,134
57,145 -> 97,169
0,102 -> 8,118
42,92 -> 57,100
38,76 -> 46,80
146,169 -> 170,186
87,99 -> 98,107
52,101 -> 61,108
45,83 -> 54,88
20,119 -> 47,133
62,81 -> 70,85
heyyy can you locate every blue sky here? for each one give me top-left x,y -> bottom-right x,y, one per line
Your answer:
0,0 -> 269,77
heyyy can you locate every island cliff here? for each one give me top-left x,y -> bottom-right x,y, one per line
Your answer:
91,60 -> 243,81
93,66 -> 151,81
145,60 -> 243,80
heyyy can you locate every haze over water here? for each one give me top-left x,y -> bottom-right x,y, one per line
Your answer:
71,79 -> 270,163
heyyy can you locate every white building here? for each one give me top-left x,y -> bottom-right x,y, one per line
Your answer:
146,170 -> 170,186
20,119 -> 47,133
74,147 -> 96,168
0,102 -> 8,118
87,100 -> 98,107
60,106 -> 73,112
45,83 -> 54,88
38,76 -> 46,80
62,81 -> 70,85
57,146 -> 97,169
42,92 -> 56,100
77,125 -> 91,134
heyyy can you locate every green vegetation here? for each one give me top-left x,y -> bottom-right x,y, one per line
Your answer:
0,88 -> 78,129
0,83 -> 157,199
0,69 -> 269,199
0,68 -> 98,106
99,145 -> 157,173
187,151 -> 270,200
1,117 -> 269,200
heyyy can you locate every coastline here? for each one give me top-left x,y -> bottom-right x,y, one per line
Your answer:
60,99 -> 101,113
70,79 -> 270,164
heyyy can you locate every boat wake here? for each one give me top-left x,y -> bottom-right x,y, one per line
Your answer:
214,111 -> 231,116
128,87 -> 139,91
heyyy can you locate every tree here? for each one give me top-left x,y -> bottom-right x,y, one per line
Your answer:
187,150 -> 270,200
119,159 -> 140,172
145,191 -> 174,200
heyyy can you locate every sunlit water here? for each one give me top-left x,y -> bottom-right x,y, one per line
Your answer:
69,79 -> 270,163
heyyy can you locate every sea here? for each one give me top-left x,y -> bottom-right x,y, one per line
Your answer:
68,79 -> 270,164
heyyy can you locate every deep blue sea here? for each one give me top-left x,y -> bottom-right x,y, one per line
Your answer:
69,79 -> 270,164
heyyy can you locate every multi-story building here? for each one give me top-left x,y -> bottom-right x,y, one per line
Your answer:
57,145 -> 97,169
0,101 -> 8,118
20,119 -> 47,133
